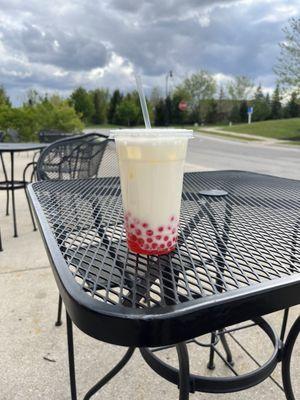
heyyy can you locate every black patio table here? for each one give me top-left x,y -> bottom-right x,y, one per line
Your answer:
0,142 -> 47,237
27,170 -> 300,400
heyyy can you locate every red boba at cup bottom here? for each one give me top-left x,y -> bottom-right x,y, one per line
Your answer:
127,237 -> 176,255
124,212 -> 178,255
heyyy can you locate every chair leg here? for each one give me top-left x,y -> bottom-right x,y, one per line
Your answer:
207,332 -> 216,370
176,342 -> 190,400
219,330 -> 234,366
0,228 -> 3,251
55,295 -> 63,326
0,153 -> 9,216
66,312 -> 77,400
6,189 -> 9,216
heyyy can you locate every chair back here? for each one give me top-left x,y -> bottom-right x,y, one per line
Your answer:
0,131 -> 4,142
37,133 -> 119,181
7,129 -> 20,142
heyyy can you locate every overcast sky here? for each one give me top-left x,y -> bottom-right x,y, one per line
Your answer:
0,0 -> 298,104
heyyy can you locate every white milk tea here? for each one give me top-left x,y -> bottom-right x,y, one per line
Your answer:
111,129 -> 193,255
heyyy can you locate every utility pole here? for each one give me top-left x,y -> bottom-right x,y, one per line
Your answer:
165,70 -> 173,98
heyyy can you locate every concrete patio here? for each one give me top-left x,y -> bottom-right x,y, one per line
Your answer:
0,139 -> 299,400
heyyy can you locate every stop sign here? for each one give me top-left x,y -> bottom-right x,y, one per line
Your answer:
178,100 -> 188,111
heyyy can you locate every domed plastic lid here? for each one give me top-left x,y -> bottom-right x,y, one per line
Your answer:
110,128 -> 193,139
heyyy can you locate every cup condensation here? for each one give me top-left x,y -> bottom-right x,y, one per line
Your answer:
110,129 -> 193,255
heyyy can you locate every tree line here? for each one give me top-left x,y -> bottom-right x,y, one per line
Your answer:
69,74 -> 300,126
0,75 -> 299,142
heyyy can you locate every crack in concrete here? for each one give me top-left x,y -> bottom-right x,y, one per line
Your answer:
0,265 -> 50,275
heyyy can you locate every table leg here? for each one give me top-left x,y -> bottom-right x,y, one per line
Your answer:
55,295 -> 63,326
10,152 -> 18,237
83,347 -> 135,400
207,332 -> 217,370
66,312 -> 77,400
280,308 -> 290,342
282,316 -> 300,400
176,342 -> 190,400
0,227 -> 2,251
24,185 -> 37,231
0,153 -> 9,216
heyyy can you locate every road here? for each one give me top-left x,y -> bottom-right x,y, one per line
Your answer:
187,133 -> 300,179
86,128 -> 300,180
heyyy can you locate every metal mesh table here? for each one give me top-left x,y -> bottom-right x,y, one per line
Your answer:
28,170 -> 300,399
0,142 -> 47,240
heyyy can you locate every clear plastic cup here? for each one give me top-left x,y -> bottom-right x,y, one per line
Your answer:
110,128 -> 193,255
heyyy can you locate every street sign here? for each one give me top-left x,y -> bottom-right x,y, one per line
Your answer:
178,100 -> 188,111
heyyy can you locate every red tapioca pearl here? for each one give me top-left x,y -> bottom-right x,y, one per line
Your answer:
167,241 -> 172,247
172,237 -> 177,242
142,223 -> 148,228
163,235 -> 169,241
138,238 -> 144,245
145,244 -> 150,250
146,229 -> 153,236
170,215 -> 175,222
152,243 -> 158,249
155,235 -> 162,240
146,237 -> 153,243
160,244 -> 165,249
135,229 -> 142,236
130,223 -> 135,229
131,235 -> 137,242
167,226 -> 172,231
172,228 -> 176,234
158,226 -> 164,232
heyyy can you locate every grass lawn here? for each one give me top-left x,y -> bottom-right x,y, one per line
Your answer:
222,118 -> 300,141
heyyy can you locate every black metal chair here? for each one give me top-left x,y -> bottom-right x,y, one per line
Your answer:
36,132 -> 119,325
6,129 -> 20,142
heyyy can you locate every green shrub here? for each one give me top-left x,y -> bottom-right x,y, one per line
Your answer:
0,95 -> 83,141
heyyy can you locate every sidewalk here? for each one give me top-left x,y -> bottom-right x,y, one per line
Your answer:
198,126 -> 288,146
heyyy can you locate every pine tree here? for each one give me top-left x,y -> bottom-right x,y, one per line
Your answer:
270,84 -> 282,119
108,90 -> 122,124
154,99 -> 166,126
91,89 -> 109,124
229,104 -> 241,123
286,92 -> 300,118
165,96 -> 172,126
252,85 -> 271,121
217,86 -> 227,122
206,99 -> 218,124
239,100 -> 248,122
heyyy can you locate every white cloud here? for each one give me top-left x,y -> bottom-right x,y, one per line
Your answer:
0,0 -> 297,104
